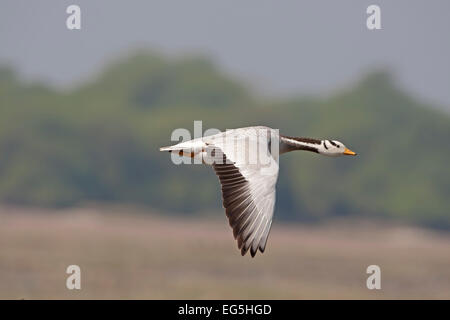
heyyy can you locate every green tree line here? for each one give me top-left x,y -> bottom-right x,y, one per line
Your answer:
0,51 -> 449,228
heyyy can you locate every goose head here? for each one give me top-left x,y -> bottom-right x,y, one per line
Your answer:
317,140 -> 357,157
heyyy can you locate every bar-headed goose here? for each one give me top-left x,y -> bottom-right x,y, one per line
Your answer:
160,126 -> 356,257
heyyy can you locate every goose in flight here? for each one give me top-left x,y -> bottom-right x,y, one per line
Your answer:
160,126 -> 356,257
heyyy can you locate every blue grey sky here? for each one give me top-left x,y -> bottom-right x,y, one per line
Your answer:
1,0 -> 449,109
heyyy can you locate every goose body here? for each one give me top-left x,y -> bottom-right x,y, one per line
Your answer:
160,126 -> 356,257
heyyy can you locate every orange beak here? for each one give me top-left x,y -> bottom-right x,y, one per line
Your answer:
343,148 -> 357,156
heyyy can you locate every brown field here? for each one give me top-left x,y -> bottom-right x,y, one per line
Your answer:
0,206 -> 449,299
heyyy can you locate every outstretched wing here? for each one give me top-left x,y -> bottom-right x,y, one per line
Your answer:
206,128 -> 279,257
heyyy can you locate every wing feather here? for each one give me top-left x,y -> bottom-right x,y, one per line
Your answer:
207,128 -> 279,257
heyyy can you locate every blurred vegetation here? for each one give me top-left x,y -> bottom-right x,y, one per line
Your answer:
0,51 -> 449,228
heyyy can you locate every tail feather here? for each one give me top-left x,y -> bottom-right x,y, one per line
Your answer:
160,145 -> 199,159
159,145 -> 190,153
160,146 -> 175,152
160,140 -> 206,153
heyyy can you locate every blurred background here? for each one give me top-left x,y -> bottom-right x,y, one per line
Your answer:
0,0 -> 449,299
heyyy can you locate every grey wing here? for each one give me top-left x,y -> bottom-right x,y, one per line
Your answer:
210,146 -> 278,257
